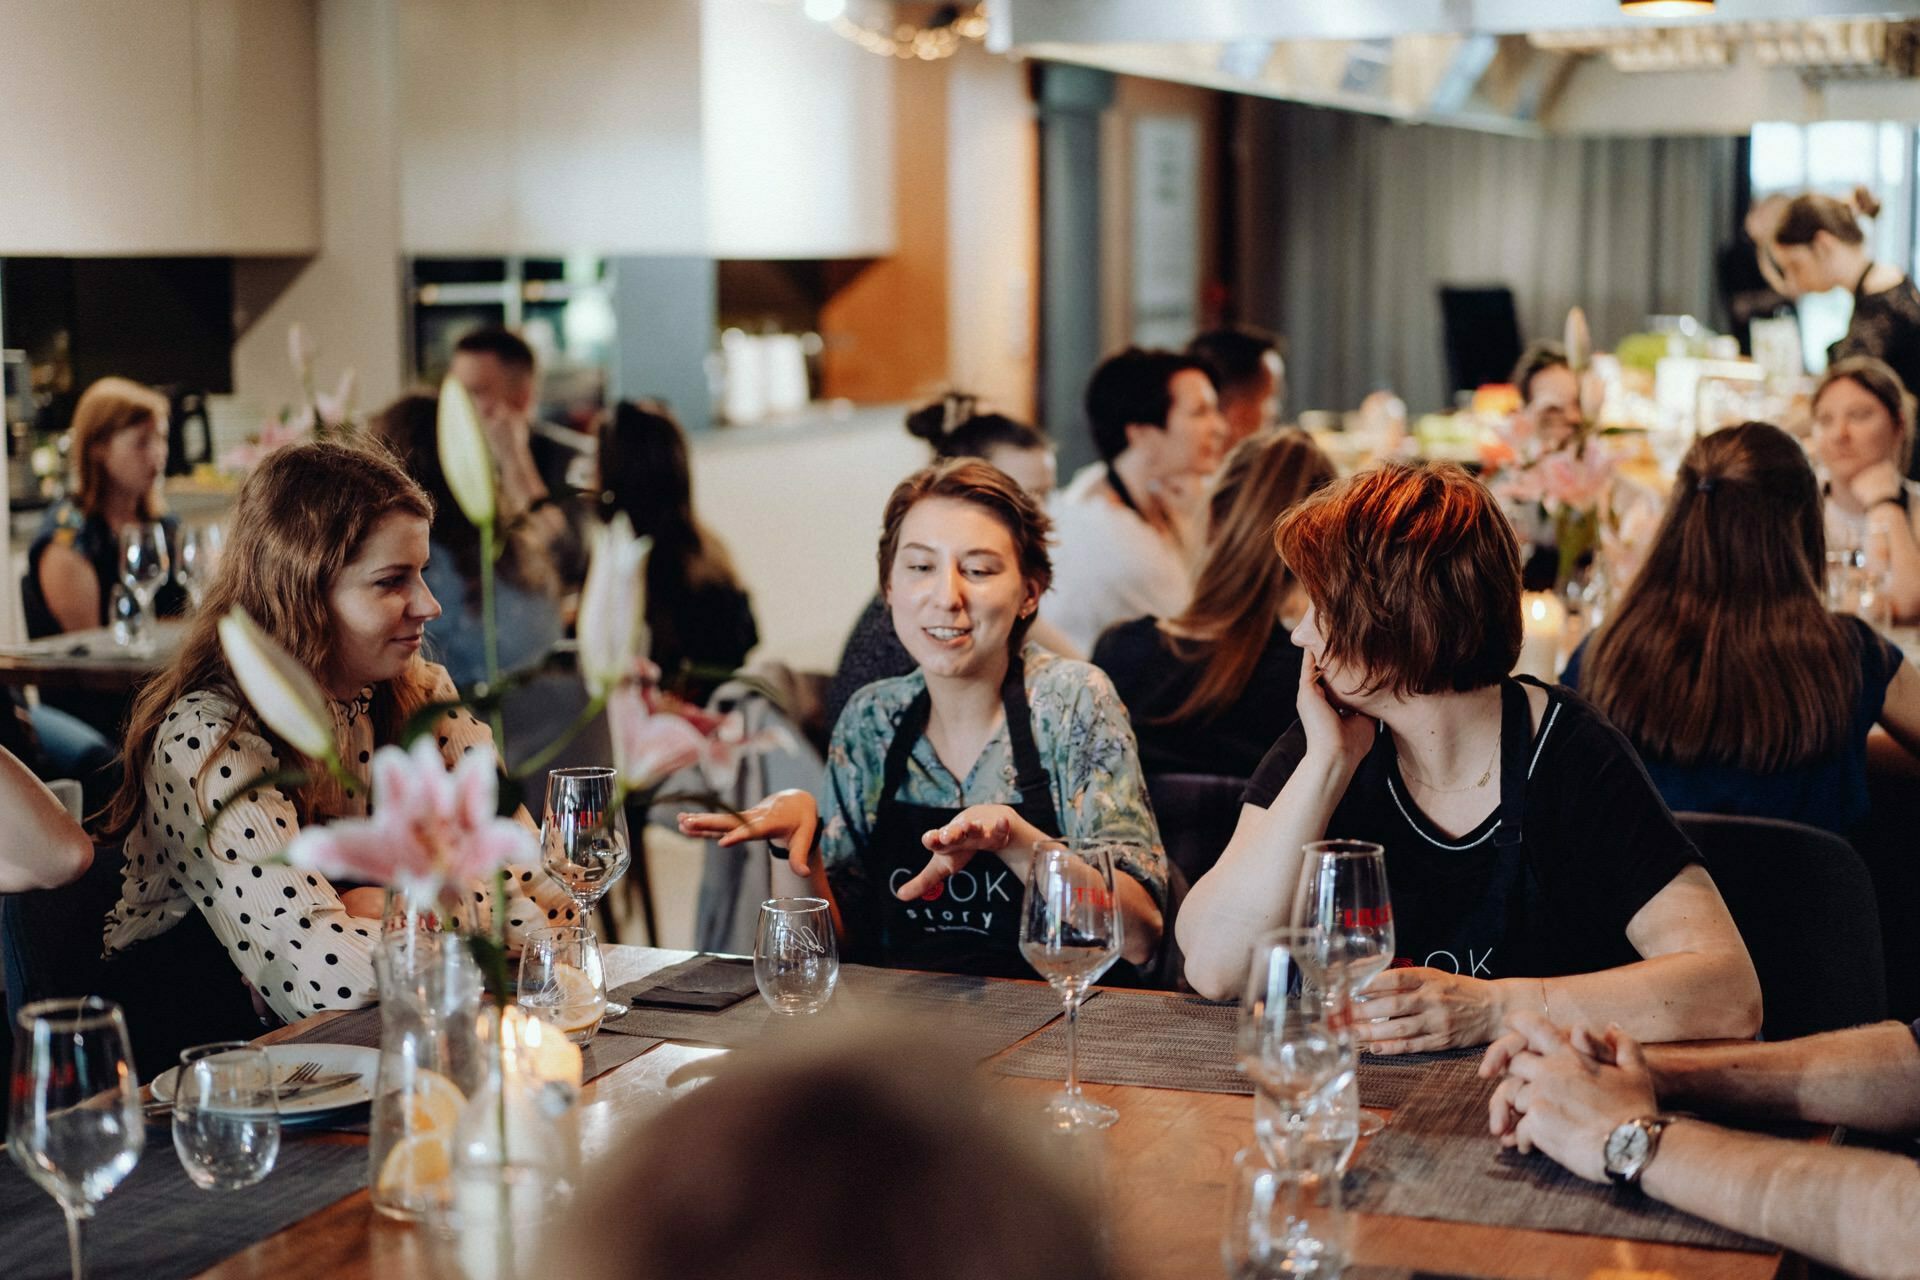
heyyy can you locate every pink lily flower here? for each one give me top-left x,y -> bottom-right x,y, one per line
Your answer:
286,737 -> 534,900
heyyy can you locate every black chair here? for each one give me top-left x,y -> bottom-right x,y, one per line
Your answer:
1676,813 -> 1886,1041
1146,773 -> 1249,890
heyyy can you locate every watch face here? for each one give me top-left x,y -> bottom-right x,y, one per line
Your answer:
1606,1122 -> 1650,1174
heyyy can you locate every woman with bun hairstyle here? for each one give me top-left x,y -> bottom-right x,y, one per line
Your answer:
1771,188 -> 1920,474
824,395 -> 1068,734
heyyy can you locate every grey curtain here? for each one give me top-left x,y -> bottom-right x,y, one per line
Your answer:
1236,99 -> 1738,415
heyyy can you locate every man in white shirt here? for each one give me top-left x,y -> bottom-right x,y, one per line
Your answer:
1047,347 -> 1227,655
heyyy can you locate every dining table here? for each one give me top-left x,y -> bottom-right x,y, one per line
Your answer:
0,621 -> 185,692
70,945 -> 1777,1280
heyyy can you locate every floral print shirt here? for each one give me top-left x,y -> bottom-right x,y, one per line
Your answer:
103,663 -> 576,1023
818,643 -> 1166,908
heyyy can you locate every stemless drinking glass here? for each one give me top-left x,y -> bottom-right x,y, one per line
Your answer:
107,583 -> 143,649
754,897 -> 839,1014
172,1042 -> 281,1190
539,767 -> 632,1016
8,997 -> 145,1280
516,925 -> 608,1045
1221,1145 -> 1349,1280
1236,928 -> 1352,1169
1020,839 -> 1123,1132
1294,839 -> 1394,1137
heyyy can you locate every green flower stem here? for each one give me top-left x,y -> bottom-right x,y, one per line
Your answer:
479,519 -> 505,748
508,696 -> 607,780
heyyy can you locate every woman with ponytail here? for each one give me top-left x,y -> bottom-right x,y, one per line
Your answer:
1771,188 -> 1920,470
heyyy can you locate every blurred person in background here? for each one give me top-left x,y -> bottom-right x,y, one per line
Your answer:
371,393 -> 564,689
549,1026 -> 1114,1280
1048,348 -> 1227,655
1093,430 -> 1335,778
1808,357 -> 1920,621
824,394 -> 1067,734
450,326 -> 589,584
1189,325 -> 1286,444
24,375 -> 185,638
1567,421 -> 1920,837
597,400 -> 758,705
1771,188 -> 1920,476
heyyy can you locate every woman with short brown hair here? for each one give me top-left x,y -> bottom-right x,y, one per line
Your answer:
1810,356 -> 1920,620
1568,422 -> 1920,836
1179,463 -> 1761,1053
679,459 -> 1165,979
23,376 -> 185,637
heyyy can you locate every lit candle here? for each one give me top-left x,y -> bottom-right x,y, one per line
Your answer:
1515,592 -> 1567,681
485,1006 -> 585,1088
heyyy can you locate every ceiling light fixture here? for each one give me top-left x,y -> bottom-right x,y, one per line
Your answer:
1619,0 -> 1717,16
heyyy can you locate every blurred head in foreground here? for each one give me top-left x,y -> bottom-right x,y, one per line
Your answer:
548,1025 -> 1112,1280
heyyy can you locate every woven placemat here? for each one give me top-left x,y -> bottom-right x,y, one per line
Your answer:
281,1004 -> 662,1085
0,1135 -> 366,1280
993,991 -> 1247,1093
605,960 -> 1068,1061
1345,1056 -> 1769,1252
1355,1047 -> 1482,1110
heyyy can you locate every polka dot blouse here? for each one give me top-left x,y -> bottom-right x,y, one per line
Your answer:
102,664 -> 578,1023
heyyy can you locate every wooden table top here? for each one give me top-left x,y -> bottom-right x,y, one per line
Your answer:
0,622 -> 183,691
195,946 -> 1785,1280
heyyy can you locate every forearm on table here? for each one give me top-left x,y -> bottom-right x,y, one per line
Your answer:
1649,1023 -> 1920,1131
1641,1121 -> 1920,1280
1177,760 -> 1346,998
1521,949 -> 1761,1043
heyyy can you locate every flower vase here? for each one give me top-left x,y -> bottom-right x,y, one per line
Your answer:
369,930 -> 485,1221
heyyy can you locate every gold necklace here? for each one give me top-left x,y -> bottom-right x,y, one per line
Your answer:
1398,729 -> 1500,794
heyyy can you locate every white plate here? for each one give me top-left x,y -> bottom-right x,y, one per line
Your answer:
151,1043 -> 379,1117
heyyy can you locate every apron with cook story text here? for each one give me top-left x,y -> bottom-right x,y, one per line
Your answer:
860,655 -> 1061,978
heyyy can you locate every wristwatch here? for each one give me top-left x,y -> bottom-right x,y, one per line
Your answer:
1602,1115 -> 1676,1187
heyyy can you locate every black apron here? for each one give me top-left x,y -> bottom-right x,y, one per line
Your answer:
1376,677 -> 1541,978
860,656 -> 1061,978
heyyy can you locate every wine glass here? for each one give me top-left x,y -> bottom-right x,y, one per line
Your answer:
176,523 -> 224,611
538,767 -> 631,1016
1294,840 -> 1394,1138
172,1042 -> 281,1190
1019,839 -> 1123,1132
753,897 -> 839,1015
8,997 -> 145,1280
1236,929 -> 1353,1170
118,522 -> 170,616
517,924 -> 608,1045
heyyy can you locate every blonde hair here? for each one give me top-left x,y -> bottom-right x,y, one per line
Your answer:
70,376 -> 169,518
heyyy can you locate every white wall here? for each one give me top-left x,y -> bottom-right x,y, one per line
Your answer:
692,409 -> 925,671
701,0 -> 895,259
398,0 -> 708,255
226,0 -> 406,426
0,0 -> 318,255
946,46 -> 1038,422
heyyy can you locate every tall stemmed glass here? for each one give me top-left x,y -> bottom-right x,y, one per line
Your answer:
118,522 -> 170,651
8,997 -> 145,1280
175,523 -> 224,611
539,767 -> 633,1016
1294,839 -> 1394,1137
1020,839 -> 1123,1132
1236,928 -> 1353,1170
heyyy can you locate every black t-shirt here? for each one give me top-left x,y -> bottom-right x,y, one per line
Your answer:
1242,678 -> 1697,981
1092,616 -> 1302,779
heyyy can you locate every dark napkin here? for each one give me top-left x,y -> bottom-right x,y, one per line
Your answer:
613,954 -> 760,1011
0,1135 -> 367,1280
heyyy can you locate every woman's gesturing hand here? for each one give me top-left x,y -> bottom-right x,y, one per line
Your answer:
677,788 -> 820,878
895,804 -> 1034,901
1350,965 -> 1506,1053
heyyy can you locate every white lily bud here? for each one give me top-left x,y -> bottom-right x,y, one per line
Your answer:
217,607 -> 337,762
437,374 -> 495,526
577,514 -> 651,699
287,323 -> 315,379
1563,307 -> 1591,375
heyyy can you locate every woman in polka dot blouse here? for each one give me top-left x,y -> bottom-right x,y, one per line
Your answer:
98,440 -> 575,1038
